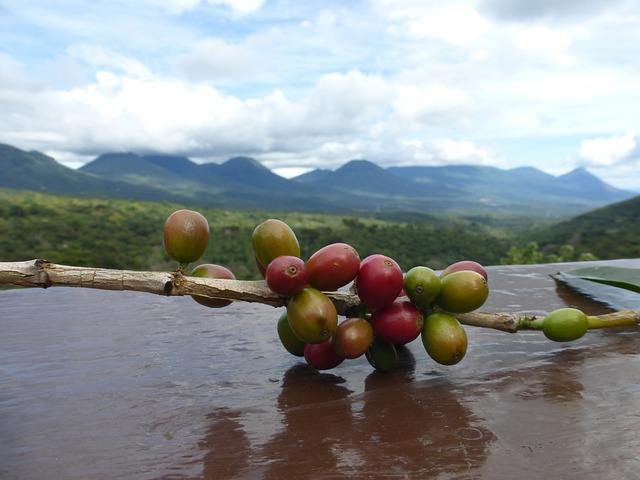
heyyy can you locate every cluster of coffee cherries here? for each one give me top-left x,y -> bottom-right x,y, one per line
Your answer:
162,209 -> 493,372
251,219 -> 489,371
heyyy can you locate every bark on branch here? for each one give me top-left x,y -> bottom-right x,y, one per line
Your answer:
0,259 -> 358,311
1,259 -> 638,334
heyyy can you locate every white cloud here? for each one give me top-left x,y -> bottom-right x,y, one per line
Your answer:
0,51 -> 631,185
67,45 -> 153,79
578,131 -> 640,190
43,150 -> 94,169
432,139 -> 498,165
208,0 -> 265,14
179,38 -> 256,80
0,68 -> 396,160
272,167 -> 312,178
478,0 -> 626,22
579,131 -> 639,167
512,24 -> 585,66
386,138 -> 501,167
0,53 -> 34,89
392,84 -> 468,126
297,71 -> 391,134
315,10 -> 337,29
145,0 -> 264,14
255,137 -> 502,172
145,0 -> 200,15
376,2 -> 491,46
1,55 -> 508,174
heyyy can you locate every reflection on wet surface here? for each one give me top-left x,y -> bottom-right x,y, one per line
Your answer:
188,349 -> 496,479
1,260 -> 639,479
553,280 -> 614,315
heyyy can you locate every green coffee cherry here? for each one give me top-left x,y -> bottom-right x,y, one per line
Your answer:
404,266 -> 441,310
436,270 -> 488,313
277,312 -> 305,357
422,312 -> 468,366
365,337 -> 398,372
542,308 -> 588,342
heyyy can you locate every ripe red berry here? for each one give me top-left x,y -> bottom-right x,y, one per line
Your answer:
266,256 -> 309,296
371,300 -> 424,345
304,340 -> 344,370
306,243 -> 360,291
355,254 -> 403,310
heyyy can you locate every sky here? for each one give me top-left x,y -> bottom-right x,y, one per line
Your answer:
1,0 -> 639,189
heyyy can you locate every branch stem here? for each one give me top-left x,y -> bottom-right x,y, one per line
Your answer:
1,259 -> 638,334
587,312 -> 640,329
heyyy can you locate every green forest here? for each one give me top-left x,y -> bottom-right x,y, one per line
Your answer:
1,188 -> 635,279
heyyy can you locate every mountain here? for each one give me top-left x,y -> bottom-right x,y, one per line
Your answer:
535,194 -> 640,259
81,153 -> 183,185
291,160 -> 478,211
0,144 -> 189,203
80,152 -> 215,193
81,153 -> 293,190
324,160 -> 426,197
79,151 -> 342,211
216,156 -> 292,190
144,154 -> 198,176
2,142 -> 635,215
557,167 -> 627,200
387,165 -> 512,201
387,164 -> 633,210
294,168 -> 332,183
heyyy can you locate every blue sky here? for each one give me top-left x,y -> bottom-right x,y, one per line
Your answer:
1,0 -> 639,189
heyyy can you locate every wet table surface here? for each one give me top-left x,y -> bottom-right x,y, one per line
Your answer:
1,259 -> 640,479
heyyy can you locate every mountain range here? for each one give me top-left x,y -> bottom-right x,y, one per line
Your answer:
0,143 -> 635,215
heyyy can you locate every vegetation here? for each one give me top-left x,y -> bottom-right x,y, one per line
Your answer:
2,189 -> 636,279
532,194 -> 640,260
498,193 -> 640,264
0,189 -> 511,278
501,242 -> 597,265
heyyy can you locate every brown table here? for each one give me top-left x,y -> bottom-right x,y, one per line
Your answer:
1,259 -> 639,479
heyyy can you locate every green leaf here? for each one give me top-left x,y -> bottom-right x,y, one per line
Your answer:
563,266 -> 640,293
552,270 -> 639,311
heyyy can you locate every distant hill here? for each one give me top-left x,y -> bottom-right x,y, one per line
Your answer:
78,150 -> 341,211
144,154 -> 200,176
297,162 -> 633,213
81,152 -> 185,186
535,194 -> 640,259
1,142 -> 635,215
323,160 -> 426,196
294,168 -> 332,183
216,156 -> 292,190
556,167 -> 627,200
386,164 -> 631,207
295,160 -> 477,211
0,144 -> 189,203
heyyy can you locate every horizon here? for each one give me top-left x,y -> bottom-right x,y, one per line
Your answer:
5,141 -> 628,187
1,1 -> 639,189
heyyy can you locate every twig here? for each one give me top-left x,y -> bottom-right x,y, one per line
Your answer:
0,259 -> 358,312
1,259 -> 638,333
